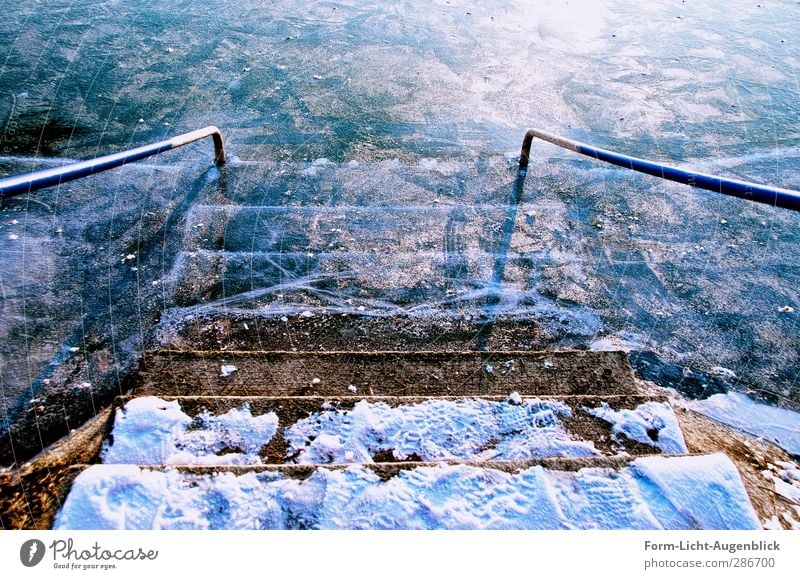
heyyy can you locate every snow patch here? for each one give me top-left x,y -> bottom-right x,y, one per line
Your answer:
219,364 -> 237,377
418,158 -> 438,171
302,158 -> 331,176
586,401 -> 688,454
285,398 -> 599,463
589,333 -> 645,352
630,453 -> 761,530
102,397 -> 278,465
763,515 -> 784,530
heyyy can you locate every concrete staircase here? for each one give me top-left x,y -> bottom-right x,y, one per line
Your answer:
48,348 -> 761,530
0,155 -> 776,530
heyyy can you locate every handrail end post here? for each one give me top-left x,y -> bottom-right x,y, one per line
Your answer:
211,130 -> 226,166
518,130 -> 535,176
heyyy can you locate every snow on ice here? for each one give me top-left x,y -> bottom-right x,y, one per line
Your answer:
686,391 -> 800,456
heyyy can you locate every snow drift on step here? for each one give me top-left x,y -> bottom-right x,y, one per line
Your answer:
100,396 -> 689,465
101,397 -> 278,465
53,454 -> 760,530
285,397 -> 599,463
585,401 -> 688,454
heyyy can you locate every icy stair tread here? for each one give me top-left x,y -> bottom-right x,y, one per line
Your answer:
167,249 -> 547,308
183,203 -> 546,253
187,156 -> 520,206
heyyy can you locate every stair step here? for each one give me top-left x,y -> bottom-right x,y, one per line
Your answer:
193,157 -> 519,206
63,456 -> 642,478
167,249 -> 545,308
52,453 -> 762,530
152,310 -> 562,353
99,393 -> 683,467
182,204 -> 546,254
136,350 -> 639,398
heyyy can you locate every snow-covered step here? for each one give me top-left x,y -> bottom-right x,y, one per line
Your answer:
135,351 -> 640,398
99,394 -> 687,466
43,347 -> 768,531
53,453 -> 761,530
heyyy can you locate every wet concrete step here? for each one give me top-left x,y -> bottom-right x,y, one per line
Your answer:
135,350 -> 639,398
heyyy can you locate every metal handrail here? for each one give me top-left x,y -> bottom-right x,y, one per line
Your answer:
0,125 -> 225,199
519,128 -> 800,211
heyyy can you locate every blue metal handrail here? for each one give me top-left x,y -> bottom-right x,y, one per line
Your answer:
0,126 -> 225,199
519,128 -> 800,211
